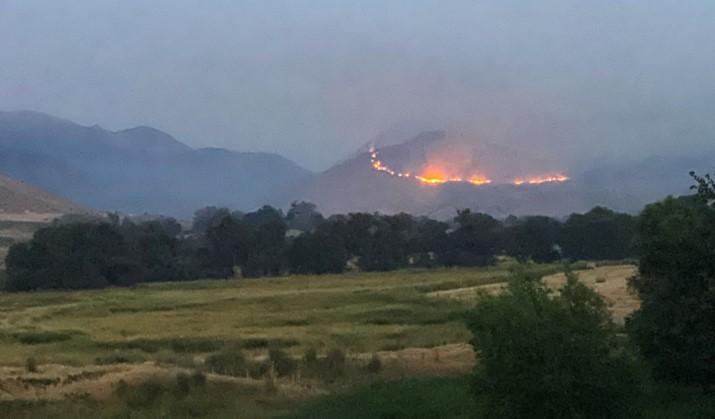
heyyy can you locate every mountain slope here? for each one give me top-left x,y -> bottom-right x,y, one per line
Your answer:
0,111 -> 312,216
291,131 -> 712,218
0,173 -> 87,214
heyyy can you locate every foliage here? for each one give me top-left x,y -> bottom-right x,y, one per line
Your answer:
25,357 -> 37,373
205,344 -> 248,377
284,376 -> 476,419
465,270 -> 643,419
268,348 -> 298,377
366,354 -> 382,373
628,194 -> 715,386
561,206 -> 638,260
4,220 -> 187,291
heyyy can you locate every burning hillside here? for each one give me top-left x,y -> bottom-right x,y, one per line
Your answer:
369,145 -> 569,187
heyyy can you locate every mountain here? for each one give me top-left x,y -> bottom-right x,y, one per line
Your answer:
0,173 -> 87,214
0,111 -> 313,217
291,131 -> 713,218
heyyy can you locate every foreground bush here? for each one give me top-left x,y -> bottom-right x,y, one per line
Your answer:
465,270 -> 643,419
628,194 -> 715,386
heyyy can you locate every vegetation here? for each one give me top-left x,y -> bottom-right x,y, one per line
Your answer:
283,375 -> 715,419
465,269 -> 643,418
628,189 -> 715,385
0,266 -> 517,366
3,202 -> 638,291
1,173 -> 714,417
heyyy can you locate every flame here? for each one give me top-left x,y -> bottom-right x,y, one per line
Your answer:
368,146 -> 567,187
468,176 -> 492,186
513,174 -> 569,185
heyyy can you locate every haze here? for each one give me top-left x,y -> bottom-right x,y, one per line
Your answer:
1,1 -> 714,170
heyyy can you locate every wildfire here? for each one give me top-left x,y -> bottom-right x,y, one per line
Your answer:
368,146 -> 567,187
370,146 -> 492,186
513,174 -> 570,186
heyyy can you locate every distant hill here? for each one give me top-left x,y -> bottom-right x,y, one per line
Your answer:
0,111 -> 313,217
0,173 -> 87,214
289,131 -> 713,218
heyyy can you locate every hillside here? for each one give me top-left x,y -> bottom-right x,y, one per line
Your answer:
291,131 -> 712,218
0,173 -> 86,215
0,111 -> 313,217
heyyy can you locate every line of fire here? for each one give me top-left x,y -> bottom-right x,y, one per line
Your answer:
369,146 -> 569,187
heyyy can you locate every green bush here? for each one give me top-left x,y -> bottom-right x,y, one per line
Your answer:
25,357 -> 38,373
14,331 -> 72,345
268,348 -> 298,377
628,195 -> 715,385
465,270 -> 643,419
366,354 -> 382,373
204,345 -> 248,377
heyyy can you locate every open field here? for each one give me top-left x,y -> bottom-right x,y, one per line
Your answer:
0,263 -> 643,417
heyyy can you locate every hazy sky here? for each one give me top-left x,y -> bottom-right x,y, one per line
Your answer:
1,1 -> 714,170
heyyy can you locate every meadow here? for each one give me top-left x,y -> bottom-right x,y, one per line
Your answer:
1,262 -> 712,418
0,264 -> 559,417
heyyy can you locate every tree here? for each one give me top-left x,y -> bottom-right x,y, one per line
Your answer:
286,201 -> 324,232
192,206 -> 231,234
205,216 -> 254,277
504,216 -> 562,263
560,207 -> 637,261
442,210 -> 502,266
287,220 -> 349,274
627,194 -> 715,385
465,270 -> 642,419
690,170 -> 715,202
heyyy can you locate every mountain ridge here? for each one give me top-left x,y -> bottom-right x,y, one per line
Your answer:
0,110 -> 313,217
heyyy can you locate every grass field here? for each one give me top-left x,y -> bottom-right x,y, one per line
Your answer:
0,262 -> 671,418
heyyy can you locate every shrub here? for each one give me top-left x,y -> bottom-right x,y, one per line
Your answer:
190,370 -> 207,386
123,379 -> 167,408
14,331 -> 72,345
303,348 -> 318,366
268,348 -> 298,377
465,270 -> 643,419
175,373 -> 191,397
25,357 -> 37,373
204,345 -> 248,377
321,348 -> 347,379
366,354 -> 382,373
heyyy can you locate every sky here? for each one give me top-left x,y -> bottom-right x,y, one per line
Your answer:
1,1 -> 714,171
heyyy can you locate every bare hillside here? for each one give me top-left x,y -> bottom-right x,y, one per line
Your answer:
0,173 -> 87,214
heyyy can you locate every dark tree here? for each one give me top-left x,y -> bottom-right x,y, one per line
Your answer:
466,270 -> 642,418
286,201 -> 325,232
627,194 -> 715,386
442,210 -> 502,266
504,216 -> 562,263
192,206 -> 231,234
560,207 -> 637,261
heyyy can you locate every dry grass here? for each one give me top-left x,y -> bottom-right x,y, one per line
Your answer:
430,264 -> 639,324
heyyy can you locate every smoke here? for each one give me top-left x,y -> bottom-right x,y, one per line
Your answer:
1,1 -> 714,170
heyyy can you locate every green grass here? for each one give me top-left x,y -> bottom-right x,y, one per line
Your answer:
0,266 -> 526,366
283,376 -> 476,419
0,381 -> 300,419
282,376 -> 715,419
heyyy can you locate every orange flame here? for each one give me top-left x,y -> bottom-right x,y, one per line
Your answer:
368,146 -> 566,187
513,174 -> 569,185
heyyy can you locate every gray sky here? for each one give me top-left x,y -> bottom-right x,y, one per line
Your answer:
1,1 -> 714,170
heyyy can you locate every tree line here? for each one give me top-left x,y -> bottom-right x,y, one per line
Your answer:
3,202 -> 638,291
